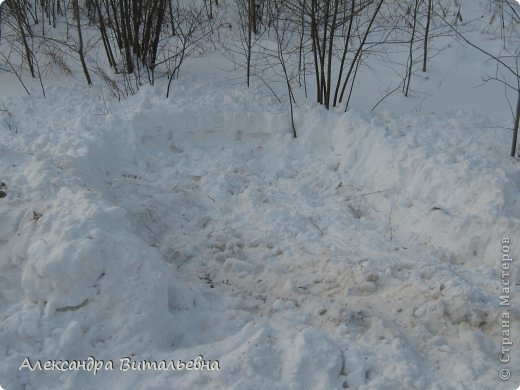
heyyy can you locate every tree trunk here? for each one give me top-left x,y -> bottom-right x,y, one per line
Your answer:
74,0 -> 92,85
511,90 -> 520,157
423,0 -> 432,72
404,0 -> 419,97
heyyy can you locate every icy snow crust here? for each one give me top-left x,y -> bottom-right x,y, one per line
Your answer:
0,77 -> 519,389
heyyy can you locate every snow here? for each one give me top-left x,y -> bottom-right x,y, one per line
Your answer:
0,72 -> 518,388
1,2 -> 520,389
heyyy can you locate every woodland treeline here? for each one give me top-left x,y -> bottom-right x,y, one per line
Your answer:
0,0 -> 518,154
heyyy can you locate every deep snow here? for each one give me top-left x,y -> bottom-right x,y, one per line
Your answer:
0,69 -> 519,388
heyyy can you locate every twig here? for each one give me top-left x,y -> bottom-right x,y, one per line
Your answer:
371,82 -> 403,111
388,207 -> 393,241
309,218 -> 324,237
359,188 -> 392,197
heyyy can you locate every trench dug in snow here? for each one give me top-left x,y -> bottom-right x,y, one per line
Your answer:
0,82 -> 519,389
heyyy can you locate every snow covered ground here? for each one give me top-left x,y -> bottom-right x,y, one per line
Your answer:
1,2 -> 520,389
0,68 -> 518,388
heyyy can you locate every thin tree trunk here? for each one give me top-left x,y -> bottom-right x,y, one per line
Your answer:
334,0 -> 355,107
404,0 -> 419,97
310,0 -> 322,103
95,0 -> 116,68
339,0 -> 384,104
169,0 -> 176,35
320,0 -> 330,106
247,0 -> 252,87
74,0 -> 92,85
345,49 -> 362,112
119,0 -> 133,73
325,0 -> 340,109
9,2 -> 35,78
423,0 -> 432,72
251,0 -> 257,34
512,90 -> 520,157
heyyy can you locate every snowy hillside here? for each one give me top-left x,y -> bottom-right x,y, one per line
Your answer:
1,0 -> 520,389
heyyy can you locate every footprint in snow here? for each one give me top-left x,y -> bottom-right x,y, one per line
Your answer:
0,182 -> 7,198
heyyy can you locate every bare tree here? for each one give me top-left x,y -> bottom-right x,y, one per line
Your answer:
6,0 -> 36,78
269,1 -> 298,137
73,0 -> 92,85
423,0 -> 432,72
403,0 -> 419,97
